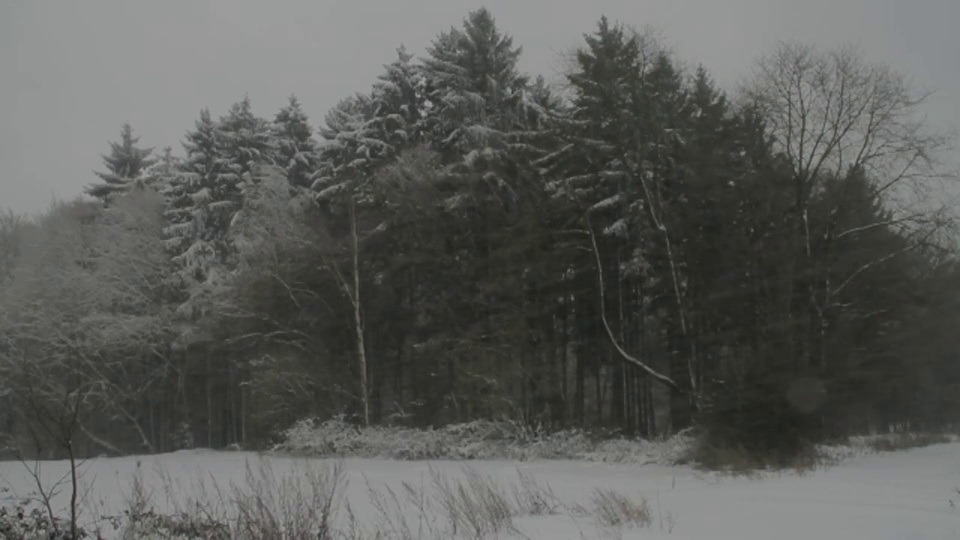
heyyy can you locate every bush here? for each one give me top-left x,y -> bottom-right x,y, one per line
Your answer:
275,416 -> 694,465
696,376 -> 825,470
0,504 -> 89,540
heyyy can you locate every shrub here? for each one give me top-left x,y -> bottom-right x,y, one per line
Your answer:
696,376 -> 825,470
0,504 -> 89,540
275,416 -> 694,465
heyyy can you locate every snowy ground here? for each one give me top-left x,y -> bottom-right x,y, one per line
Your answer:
1,442 -> 958,539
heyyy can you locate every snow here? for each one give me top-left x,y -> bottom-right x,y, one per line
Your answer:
1,442 -> 958,539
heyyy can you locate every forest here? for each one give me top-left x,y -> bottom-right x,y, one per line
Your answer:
1,9 -> 958,463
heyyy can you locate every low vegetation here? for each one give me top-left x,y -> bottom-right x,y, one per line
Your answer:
0,459 -> 657,539
275,417 -> 694,464
278,417 -> 957,474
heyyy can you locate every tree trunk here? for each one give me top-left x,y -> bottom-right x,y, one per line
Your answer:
206,354 -> 213,448
350,198 -> 370,427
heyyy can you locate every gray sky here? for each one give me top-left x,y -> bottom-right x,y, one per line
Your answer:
2,0 -> 958,214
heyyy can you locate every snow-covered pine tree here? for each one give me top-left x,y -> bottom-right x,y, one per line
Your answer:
314,46 -> 427,201
368,46 -> 425,152
272,95 -> 319,189
150,146 -> 189,259
146,146 -> 182,188
217,96 -> 275,198
86,123 -> 156,203
418,8 -> 561,210
419,8 -> 528,161
162,108 -> 234,313
313,94 -> 381,198
538,17 -> 649,207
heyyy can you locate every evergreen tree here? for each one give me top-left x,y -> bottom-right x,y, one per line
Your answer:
314,94 -> 381,196
146,146 -> 182,188
420,8 -> 528,160
217,96 -> 275,192
315,46 -> 427,200
164,109 -> 233,306
272,95 -> 319,188
86,123 -> 156,203
367,46 -> 426,153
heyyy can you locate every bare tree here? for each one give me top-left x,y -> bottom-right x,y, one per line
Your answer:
0,329 -> 90,539
227,167 -> 378,428
745,41 -> 955,369
746,42 -> 950,203
314,194 -> 373,427
220,168 -> 342,434
0,192 -> 177,456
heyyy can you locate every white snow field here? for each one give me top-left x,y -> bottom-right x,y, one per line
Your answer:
1,441 -> 958,539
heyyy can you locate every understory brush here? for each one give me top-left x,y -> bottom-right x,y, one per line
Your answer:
2,458 -> 662,539
276,416 -> 956,476
275,416 -> 694,465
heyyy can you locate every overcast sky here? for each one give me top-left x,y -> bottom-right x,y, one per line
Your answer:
1,0 -> 958,214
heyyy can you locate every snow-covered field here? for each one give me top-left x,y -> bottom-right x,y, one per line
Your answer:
2,441 -> 958,539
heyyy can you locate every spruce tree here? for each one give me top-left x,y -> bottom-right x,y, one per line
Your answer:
273,95 -> 319,188
217,96 -> 275,192
314,94 -> 380,195
146,146 -> 182,188
164,109 -> 232,300
367,46 -> 425,153
420,8 -> 528,160
86,123 -> 156,203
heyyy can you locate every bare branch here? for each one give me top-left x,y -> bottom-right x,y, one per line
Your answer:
585,215 -> 682,392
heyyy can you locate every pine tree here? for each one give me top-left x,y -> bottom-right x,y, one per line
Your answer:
315,46 -> 427,199
367,46 -> 425,152
217,96 -> 275,192
273,95 -> 319,188
420,8 -> 528,160
164,109 -> 232,303
314,94 -> 381,196
86,123 -> 156,203
146,146 -> 182,188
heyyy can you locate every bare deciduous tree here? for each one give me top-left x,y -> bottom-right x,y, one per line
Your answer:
745,41 -> 955,370
746,42 -> 950,203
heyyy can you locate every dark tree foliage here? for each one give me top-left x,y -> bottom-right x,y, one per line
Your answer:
86,123 -> 156,203
273,95 -> 319,188
2,11 -> 957,463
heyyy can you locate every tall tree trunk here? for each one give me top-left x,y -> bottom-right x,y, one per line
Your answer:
206,354 -> 213,448
350,198 -> 370,427
240,369 -> 247,446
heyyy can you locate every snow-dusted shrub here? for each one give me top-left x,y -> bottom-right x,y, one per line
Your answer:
815,432 -> 958,465
0,503 -> 87,540
121,509 -> 230,539
865,432 -> 952,453
275,417 -> 696,465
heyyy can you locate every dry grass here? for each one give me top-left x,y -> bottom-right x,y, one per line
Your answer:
429,466 -> 514,538
3,457 -> 663,539
230,459 -> 345,540
114,461 -> 660,539
590,489 -> 651,529
510,469 -> 563,516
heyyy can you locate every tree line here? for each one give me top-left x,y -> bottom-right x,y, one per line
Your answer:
1,9 -> 958,461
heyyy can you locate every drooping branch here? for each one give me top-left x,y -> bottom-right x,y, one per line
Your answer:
585,215 -> 682,393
